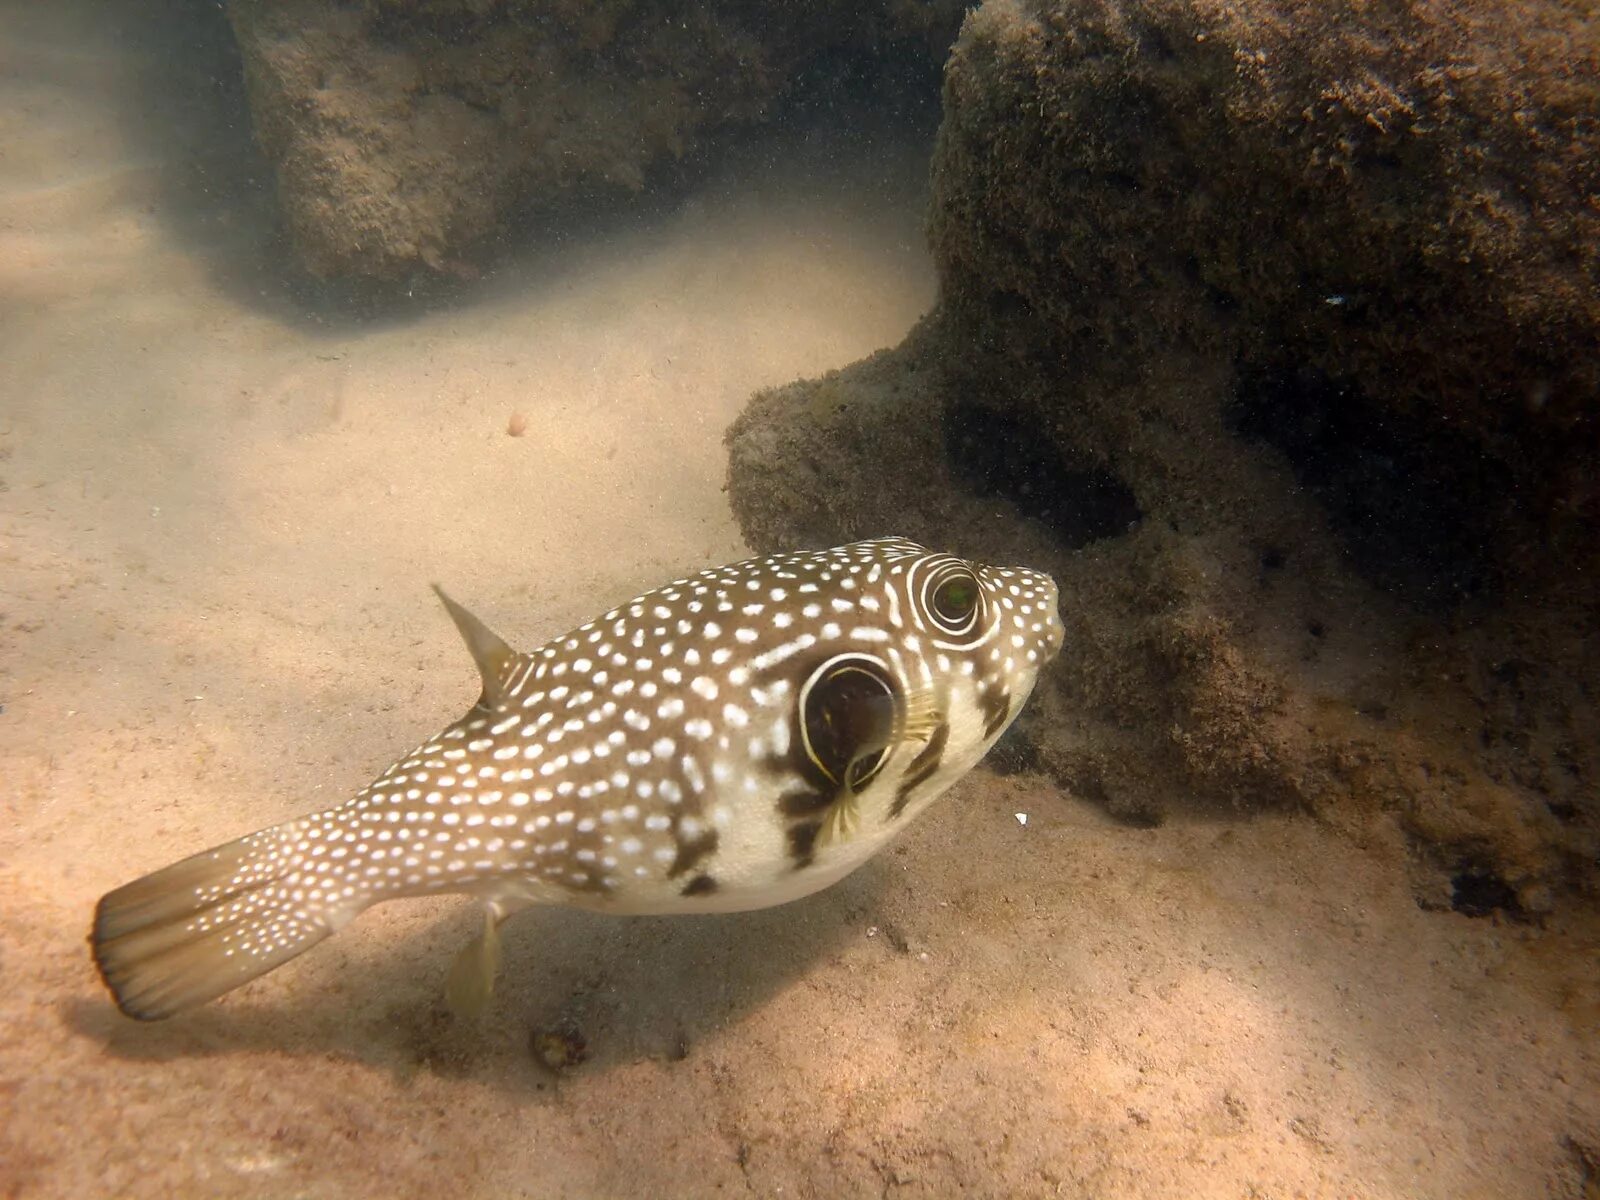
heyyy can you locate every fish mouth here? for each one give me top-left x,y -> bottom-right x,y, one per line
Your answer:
1040,578 -> 1066,660
1044,621 -> 1065,658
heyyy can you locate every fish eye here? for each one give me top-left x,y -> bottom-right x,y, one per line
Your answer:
932,576 -> 978,623
916,559 -> 985,641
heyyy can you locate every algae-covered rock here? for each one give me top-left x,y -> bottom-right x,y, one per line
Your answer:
225,0 -> 962,282
726,0 -> 1599,906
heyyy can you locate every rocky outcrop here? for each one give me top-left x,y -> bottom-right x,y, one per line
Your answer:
226,0 -> 962,281
727,0 -> 1600,910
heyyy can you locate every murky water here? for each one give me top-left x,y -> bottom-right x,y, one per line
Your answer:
2,2 -> 1596,1198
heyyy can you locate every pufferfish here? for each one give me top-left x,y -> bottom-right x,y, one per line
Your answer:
91,538 -> 1063,1020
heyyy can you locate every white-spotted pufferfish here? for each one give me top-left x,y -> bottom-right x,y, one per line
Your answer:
92,538 -> 1063,1020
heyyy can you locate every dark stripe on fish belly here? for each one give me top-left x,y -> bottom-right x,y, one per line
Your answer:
979,688 -> 1013,739
891,721 -> 950,818
787,820 -> 823,868
669,828 -> 718,878
680,874 -> 718,897
778,785 -> 835,869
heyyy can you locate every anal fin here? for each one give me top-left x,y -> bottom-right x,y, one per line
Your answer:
445,901 -> 526,1019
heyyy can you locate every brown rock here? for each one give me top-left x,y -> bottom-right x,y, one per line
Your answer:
726,0 -> 1599,904
226,0 -> 964,281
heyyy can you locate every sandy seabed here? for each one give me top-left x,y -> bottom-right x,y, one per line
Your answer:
2,2 -> 1597,1198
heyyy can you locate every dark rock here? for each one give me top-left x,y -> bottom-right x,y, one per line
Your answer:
226,0 -> 963,281
726,0 -> 1599,900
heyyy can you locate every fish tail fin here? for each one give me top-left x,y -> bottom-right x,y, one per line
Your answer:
90,818 -> 360,1020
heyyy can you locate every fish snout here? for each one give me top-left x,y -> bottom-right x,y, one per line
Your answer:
1039,575 -> 1065,661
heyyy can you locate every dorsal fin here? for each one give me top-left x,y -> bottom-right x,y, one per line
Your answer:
432,585 -> 516,709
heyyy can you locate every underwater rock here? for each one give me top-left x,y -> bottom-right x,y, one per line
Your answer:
727,0 -> 1599,902
225,0 -> 961,282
